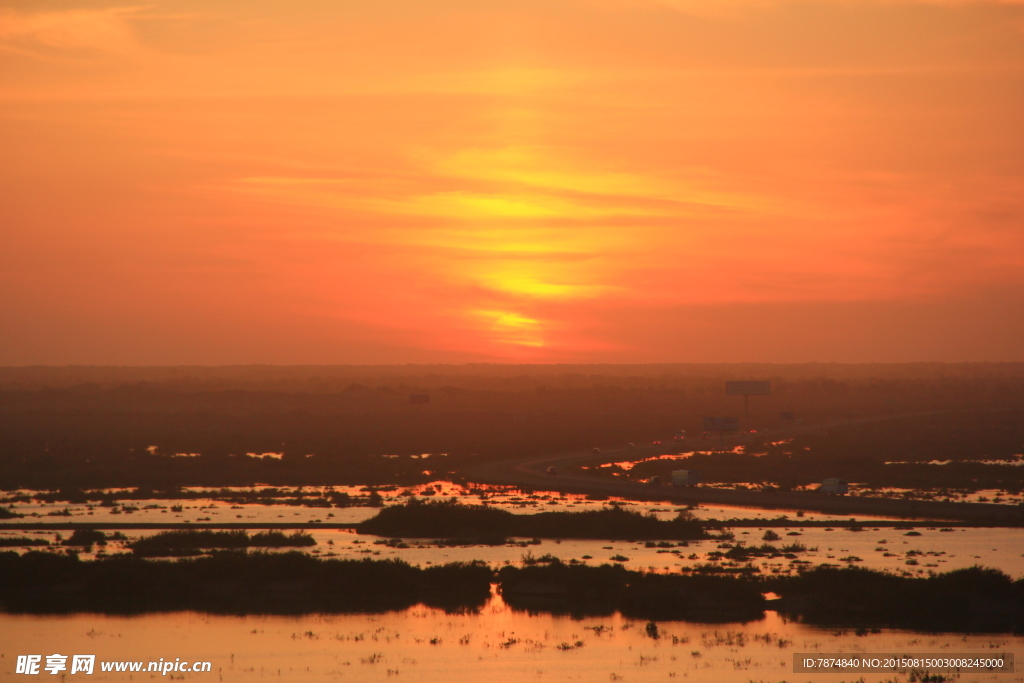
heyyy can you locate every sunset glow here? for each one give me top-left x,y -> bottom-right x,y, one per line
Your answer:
2,0 -> 1023,363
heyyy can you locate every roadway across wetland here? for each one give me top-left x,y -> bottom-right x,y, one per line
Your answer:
468,416 -> 1024,524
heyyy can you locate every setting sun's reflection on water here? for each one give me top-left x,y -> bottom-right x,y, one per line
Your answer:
2,592 -> 1020,682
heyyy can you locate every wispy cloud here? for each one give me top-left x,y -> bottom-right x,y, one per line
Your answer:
0,6 -> 145,58
2,0 -> 1022,362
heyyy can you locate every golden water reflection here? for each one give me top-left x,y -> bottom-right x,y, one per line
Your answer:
2,595 -> 1021,682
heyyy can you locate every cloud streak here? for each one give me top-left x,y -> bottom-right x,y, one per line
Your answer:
0,6 -> 146,58
1,0 -> 1022,362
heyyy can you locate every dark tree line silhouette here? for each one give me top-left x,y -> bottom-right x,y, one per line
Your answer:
357,498 -> 710,541
1,550 -> 1020,630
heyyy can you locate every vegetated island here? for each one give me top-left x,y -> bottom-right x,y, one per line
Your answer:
499,560 -> 1024,632
765,564 -> 1024,633
63,529 -> 127,546
356,498 -> 711,542
498,560 -> 765,622
0,551 -> 491,615
0,530 -> 319,555
130,530 -> 316,557
0,551 -> 1021,631
0,536 -> 50,547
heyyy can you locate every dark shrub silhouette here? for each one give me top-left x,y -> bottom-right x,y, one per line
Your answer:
359,498 -> 709,541
0,551 -> 492,614
131,530 -> 315,557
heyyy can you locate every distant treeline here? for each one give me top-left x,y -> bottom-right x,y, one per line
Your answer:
6,363 -> 1022,391
1,551 -> 1020,630
357,499 -> 710,541
2,365 -> 1023,489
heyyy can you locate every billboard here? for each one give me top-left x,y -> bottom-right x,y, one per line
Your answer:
703,416 -> 739,431
725,381 -> 771,396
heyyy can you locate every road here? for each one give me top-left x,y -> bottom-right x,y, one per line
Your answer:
467,419 -> 1024,524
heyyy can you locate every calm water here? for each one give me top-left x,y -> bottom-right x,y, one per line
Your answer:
2,591 -> 1021,682
10,480 -> 1014,526
4,484 -> 1023,681
5,484 -> 1024,578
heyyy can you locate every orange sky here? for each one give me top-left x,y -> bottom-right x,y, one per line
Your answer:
2,0 -> 1023,364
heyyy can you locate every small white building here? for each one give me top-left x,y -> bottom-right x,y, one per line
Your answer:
671,469 -> 701,486
820,478 -> 849,495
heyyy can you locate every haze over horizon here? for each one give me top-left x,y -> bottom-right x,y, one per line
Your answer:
3,0 -> 1023,365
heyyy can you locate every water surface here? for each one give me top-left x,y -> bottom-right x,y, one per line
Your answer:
2,592 -> 1020,682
